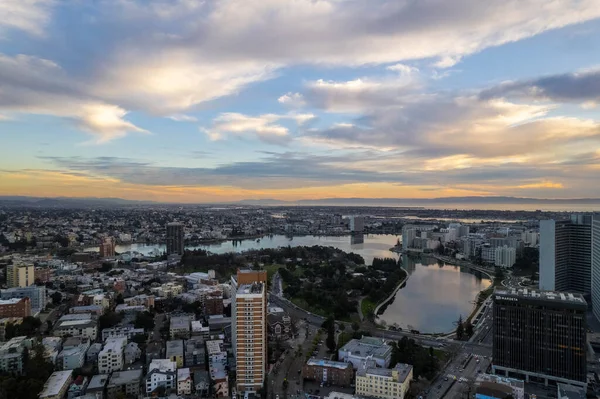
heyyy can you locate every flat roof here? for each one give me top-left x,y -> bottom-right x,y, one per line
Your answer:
166,340 -> 184,356
177,368 -> 191,380
100,337 -> 126,353
40,371 -> 73,398
206,340 -> 225,355
494,288 -> 587,306
0,298 -> 25,305
339,337 -> 392,359
238,282 -> 264,295
558,383 -> 586,399
306,358 -> 351,370
108,369 -> 142,386
476,373 -> 524,389
87,374 -> 109,391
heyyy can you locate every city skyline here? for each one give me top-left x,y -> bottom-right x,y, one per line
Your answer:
2,1 -> 600,202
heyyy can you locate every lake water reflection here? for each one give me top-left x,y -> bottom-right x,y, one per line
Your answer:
378,256 -> 491,333
87,234 -> 401,265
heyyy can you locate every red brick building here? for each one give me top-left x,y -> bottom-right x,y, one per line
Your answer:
35,267 -> 54,283
0,297 -> 31,318
302,358 -> 354,386
204,292 -> 224,316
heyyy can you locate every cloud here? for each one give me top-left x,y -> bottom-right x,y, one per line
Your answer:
278,92 -> 306,108
168,114 -> 198,122
387,63 -> 419,75
3,0 -> 600,133
201,112 -> 315,145
0,53 -> 147,142
0,0 -> 53,37
480,68 -> 600,102
432,56 -> 462,69
304,77 -> 418,113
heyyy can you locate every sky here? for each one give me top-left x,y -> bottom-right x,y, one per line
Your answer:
1,0 -> 600,203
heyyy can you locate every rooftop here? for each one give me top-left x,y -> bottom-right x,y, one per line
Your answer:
148,359 -> 176,373
206,340 -> 225,355
170,315 -> 191,329
166,339 -> 184,356
237,282 -> 264,295
558,383 -> 586,399
339,337 -> 392,359
86,374 -> 109,391
40,371 -> 73,398
177,368 -> 191,380
108,369 -> 143,386
100,337 -> 126,353
358,362 -> 412,382
306,358 -> 352,370
0,298 -> 26,305
494,288 -> 587,305
475,374 -> 524,389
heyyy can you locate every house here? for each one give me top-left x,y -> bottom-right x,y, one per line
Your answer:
124,342 -> 141,364
194,370 -> 210,394
146,359 -> 177,394
86,343 -> 103,363
267,311 -> 292,340
184,336 -> 206,368
67,375 -> 89,399
177,368 -> 193,395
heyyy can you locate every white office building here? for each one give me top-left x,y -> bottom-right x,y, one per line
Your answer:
495,245 -> 516,268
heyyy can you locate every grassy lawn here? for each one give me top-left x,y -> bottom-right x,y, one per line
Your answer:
361,298 -> 376,319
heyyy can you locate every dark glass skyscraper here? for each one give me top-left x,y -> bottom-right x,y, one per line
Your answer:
492,288 -> 587,387
166,222 -> 184,255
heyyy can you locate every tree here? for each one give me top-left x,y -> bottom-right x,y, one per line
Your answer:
339,323 -> 346,332
98,311 -> 123,330
351,321 -> 360,332
100,262 -> 112,272
456,315 -> 464,340
50,291 -> 62,304
325,317 -> 336,353
115,293 -> 124,305
495,267 -> 505,281
134,311 -> 155,330
464,320 -> 474,338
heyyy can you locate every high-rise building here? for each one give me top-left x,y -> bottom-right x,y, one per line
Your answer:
6,264 -> 35,288
591,213 -> 600,322
166,222 -> 184,255
233,270 -> 267,397
349,216 -> 364,233
539,215 -> 592,294
495,245 -> 516,268
492,288 -> 587,387
99,237 -> 115,258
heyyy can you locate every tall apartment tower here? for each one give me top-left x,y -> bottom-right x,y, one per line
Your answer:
99,237 -> 115,258
6,264 -> 35,288
539,214 -> 592,294
166,222 -> 184,255
592,213 -> 600,322
233,270 -> 267,397
492,288 -> 587,387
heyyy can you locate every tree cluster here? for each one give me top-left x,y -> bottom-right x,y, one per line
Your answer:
391,337 -> 439,380
0,340 -> 55,399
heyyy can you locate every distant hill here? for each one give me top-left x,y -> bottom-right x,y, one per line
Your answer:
0,196 -> 157,208
1,195 -> 600,208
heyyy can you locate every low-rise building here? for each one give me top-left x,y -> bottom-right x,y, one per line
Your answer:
123,294 -> 155,308
184,336 -> 206,368
67,375 -> 89,399
338,337 -> 392,369
474,374 -> 525,399
166,339 -> 185,368
146,359 -> 177,394
178,368 -> 193,395
267,312 -> 292,340
98,337 -> 126,374
0,285 -> 47,313
106,369 -> 143,399
53,315 -> 97,340
355,361 -> 413,399
58,338 -> 90,370
124,342 -> 141,364
302,358 -> 354,386
194,370 -> 210,395
170,315 -> 191,338
39,370 -> 73,399
0,297 -> 31,318
85,374 -> 109,399
191,320 -> 210,338
0,336 -> 30,374
86,343 -> 103,363
101,326 -> 144,341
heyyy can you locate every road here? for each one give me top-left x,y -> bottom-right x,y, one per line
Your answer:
427,350 -> 492,399
268,293 -> 492,356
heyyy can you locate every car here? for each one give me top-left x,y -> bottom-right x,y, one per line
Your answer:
444,377 -> 448,381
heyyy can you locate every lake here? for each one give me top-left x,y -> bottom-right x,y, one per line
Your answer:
378,256 -> 491,333
85,234 -> 401,265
